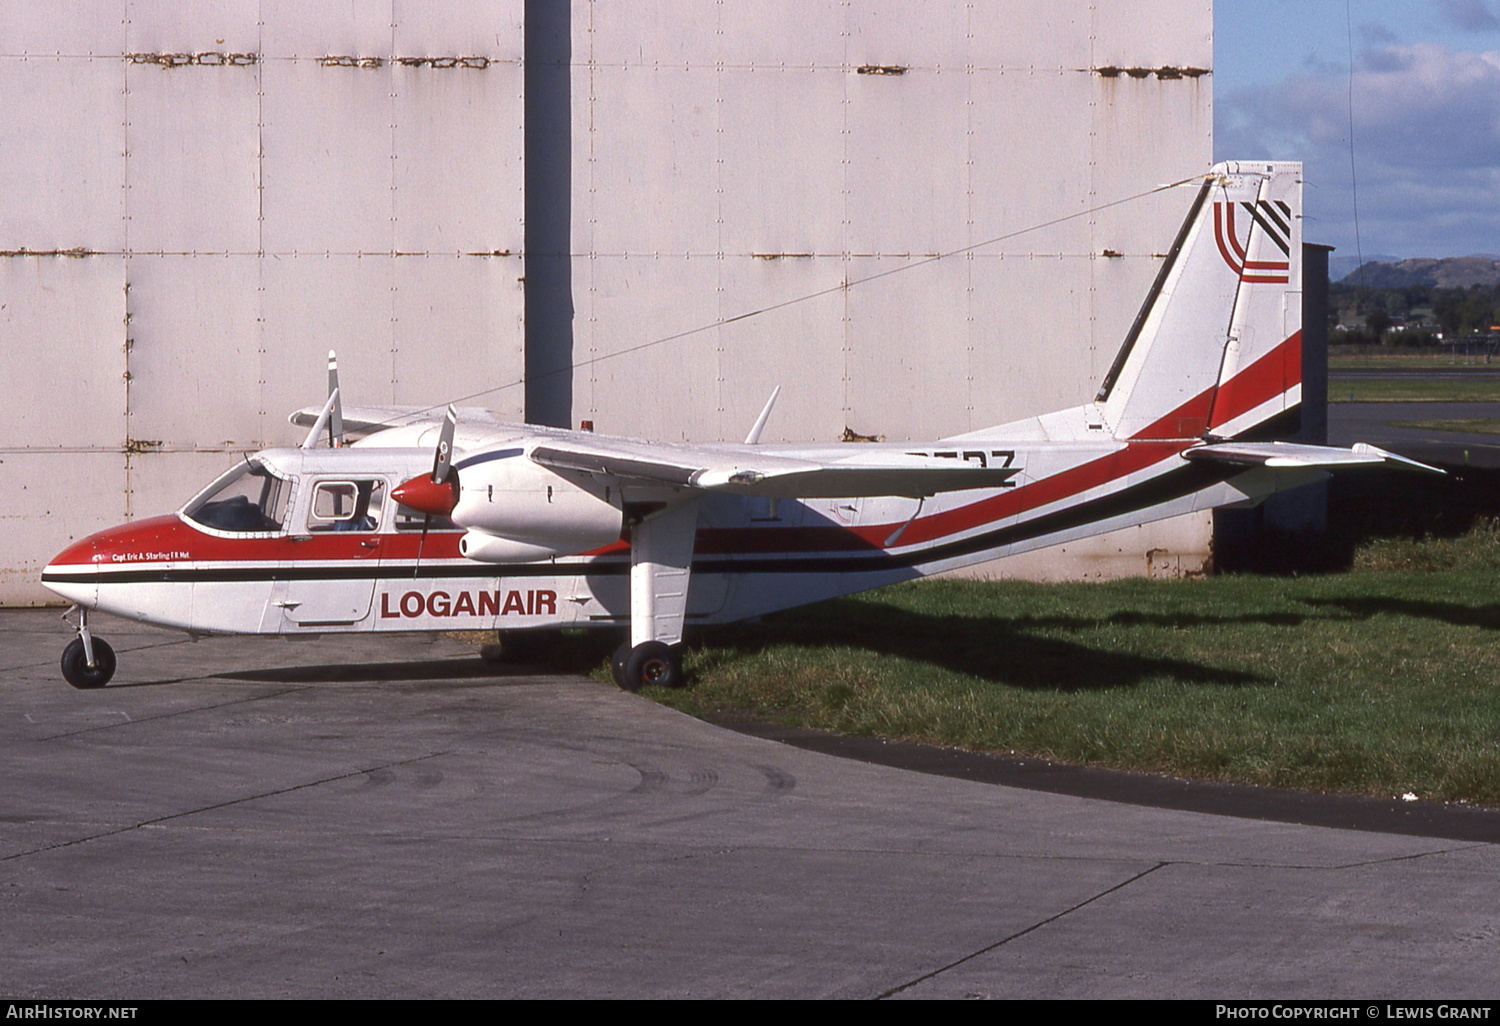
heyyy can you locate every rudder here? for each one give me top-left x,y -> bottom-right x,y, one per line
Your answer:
1098,161 -> 1303,442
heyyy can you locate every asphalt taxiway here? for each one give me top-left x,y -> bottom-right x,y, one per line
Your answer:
1328,401 -> 1500,468
3,610 -> 1498,999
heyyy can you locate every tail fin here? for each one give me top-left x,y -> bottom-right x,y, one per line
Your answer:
1098,161 -> 1302,441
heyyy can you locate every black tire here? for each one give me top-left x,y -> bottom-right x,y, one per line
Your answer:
61,637 -> 116,689
621,641 -> 684,692
610,640 -> 633,689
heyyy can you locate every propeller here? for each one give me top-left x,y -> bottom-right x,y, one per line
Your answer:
391,405 -> 461,517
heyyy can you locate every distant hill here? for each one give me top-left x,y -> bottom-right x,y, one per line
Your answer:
1328,254 -> 1401,281
1337,256 -> 1500,289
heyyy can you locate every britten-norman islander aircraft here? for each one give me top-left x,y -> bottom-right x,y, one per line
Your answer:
41,162 -> 1435,690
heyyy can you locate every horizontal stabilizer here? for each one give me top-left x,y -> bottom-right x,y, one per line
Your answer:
1183,441 -> 1444,474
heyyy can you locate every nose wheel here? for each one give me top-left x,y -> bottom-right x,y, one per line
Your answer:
610,640 -> 684,692
60,606 -> 116,689
61,637 -> 116,689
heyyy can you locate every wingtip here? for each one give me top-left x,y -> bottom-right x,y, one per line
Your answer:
1352,442 -> 1446,475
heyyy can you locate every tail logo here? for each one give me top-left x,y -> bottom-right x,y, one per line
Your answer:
1213,200 -> 1291,284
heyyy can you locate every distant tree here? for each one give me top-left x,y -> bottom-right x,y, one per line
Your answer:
1461,289 -> 1493,334
1434,292 -> 1465,335
1335,281 -> 1500,338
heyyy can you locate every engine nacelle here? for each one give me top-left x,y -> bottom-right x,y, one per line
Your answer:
452,453 -> 622,563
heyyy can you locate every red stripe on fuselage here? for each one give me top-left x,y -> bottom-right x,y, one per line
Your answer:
48,514 -> 470,568
725,330 -> 1303,551
55,335 -> 1301,573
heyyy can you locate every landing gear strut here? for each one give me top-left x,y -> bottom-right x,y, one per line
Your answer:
60,607 -> 115,689
610,640 -> 684,692
611,499 -> 698,692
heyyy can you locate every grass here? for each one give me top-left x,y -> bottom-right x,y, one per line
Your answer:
1389,418 -> 1500,435
1329,352 -> 1497,370
624,527 -> 1500,805
1329,378 -> 1500,403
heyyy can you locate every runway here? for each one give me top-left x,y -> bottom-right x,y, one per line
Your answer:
3,611 -> 1498,998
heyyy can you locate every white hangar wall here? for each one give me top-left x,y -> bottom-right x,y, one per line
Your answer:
0,2 -> 526,604
3,1 -> 1217,605
549,0 -> 1216,579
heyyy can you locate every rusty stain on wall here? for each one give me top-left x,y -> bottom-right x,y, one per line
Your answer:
127,52 -> 258,66
0,248 -> 96,258
396,56 -> 492,69
320,55 -> 384,68
319,55 -> 491,69
1092,65 -> 1209,79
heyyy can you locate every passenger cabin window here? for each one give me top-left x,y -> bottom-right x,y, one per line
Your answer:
308,479 -> 384,532
184,461 -> 292,533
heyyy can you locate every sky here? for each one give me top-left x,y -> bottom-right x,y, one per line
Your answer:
1215,0 -> 1500,261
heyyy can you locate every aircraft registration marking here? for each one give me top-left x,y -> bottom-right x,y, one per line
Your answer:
905,448 -> 1018,484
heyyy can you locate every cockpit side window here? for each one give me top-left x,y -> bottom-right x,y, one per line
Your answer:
308,479 -> 385,532
184,461 -> 292,533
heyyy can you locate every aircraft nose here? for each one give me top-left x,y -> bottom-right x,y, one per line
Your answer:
40,534 -> 102,607
48,534 -> 101,569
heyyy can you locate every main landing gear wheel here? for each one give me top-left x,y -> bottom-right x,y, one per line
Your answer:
610,640 -> 684,692
61,637 -> 116,689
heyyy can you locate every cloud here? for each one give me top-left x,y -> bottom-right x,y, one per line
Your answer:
1217,42 -> 1500,257
1438,0 -> 1500,32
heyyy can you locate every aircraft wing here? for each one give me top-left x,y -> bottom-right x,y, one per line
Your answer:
528,439 -> 1021,498
289,404 -> 502,437
1183,441 -> 1443,474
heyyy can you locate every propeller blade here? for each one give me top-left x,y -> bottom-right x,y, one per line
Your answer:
433,404 -> 457,483
326,350 -> 344,447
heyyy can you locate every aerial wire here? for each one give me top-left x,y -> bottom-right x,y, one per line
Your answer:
1346,0 -> 1367,286
386,172 -> 1209,425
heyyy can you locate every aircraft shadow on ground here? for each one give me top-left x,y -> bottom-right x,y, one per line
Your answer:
698,600 -> 1282,692
170,591 -> 1494,691
217,656 -> 535,684
1301,596 -> 1500,632
213,633 -> 621,684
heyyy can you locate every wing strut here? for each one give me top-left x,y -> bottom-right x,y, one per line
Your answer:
300,388 -> 342,450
